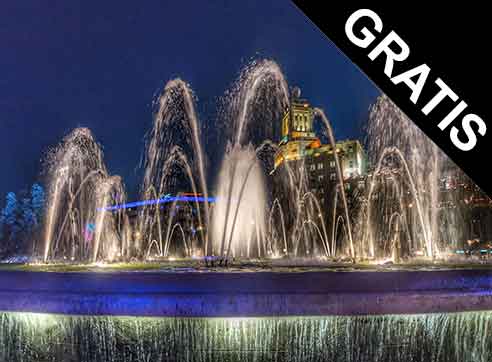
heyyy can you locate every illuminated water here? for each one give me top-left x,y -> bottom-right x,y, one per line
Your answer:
42,128 -> 127,262
39,59 -> 293,262
36,63 -> 478,264
141,79 -> 210,256
362,95 -> 445,260
315,108 -> 354,259
211,144 -> 268,258
1,311 -> 490,362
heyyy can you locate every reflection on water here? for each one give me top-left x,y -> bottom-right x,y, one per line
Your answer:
1,311 -> 491,362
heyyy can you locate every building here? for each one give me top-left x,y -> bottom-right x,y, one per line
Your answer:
272,91 -> 367,193
439,160 -> 492,248
270,89 -> 367,255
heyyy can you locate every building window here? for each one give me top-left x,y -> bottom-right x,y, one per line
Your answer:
317,163 -> 323,170
330,161 -> 335,168
318,175 -> 324,182
330,173 -> 336,181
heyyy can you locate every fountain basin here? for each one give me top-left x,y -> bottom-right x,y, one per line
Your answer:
1,269 -> 492,317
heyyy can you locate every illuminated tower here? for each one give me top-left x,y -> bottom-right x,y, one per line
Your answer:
274,87 -> 321,169
274,87 -> 367,179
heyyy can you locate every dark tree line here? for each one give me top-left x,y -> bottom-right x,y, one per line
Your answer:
0,183 -> 45,258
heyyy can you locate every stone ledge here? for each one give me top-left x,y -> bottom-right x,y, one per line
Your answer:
1,269 -> 491,316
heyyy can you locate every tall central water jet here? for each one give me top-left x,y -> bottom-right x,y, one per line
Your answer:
211,144 -> 267,258
208,59 -> 290,258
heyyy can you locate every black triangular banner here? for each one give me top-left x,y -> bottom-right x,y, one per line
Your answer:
292,2 -> 491,197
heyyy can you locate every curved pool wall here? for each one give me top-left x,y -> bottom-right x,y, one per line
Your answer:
1,269 -> 492,317
1,311 -> 491,362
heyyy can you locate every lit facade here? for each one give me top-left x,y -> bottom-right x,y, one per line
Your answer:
273,95 -> 367,182
270,92 -> 367,255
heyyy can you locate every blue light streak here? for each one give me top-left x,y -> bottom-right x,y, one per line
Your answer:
100,195 -> 216,211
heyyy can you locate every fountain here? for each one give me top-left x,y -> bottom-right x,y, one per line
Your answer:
362,95 -> 444,260
211,143 -> 267,258
2,59 -> 492,362
33,63 -> 489,266
226,59 -> 290,147
1,311 -> 492,362
140,79 -> 210,256
315,108 -> 355,259
42,128 -> 128,262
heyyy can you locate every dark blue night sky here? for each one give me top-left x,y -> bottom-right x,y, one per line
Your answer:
0,0 -> 379,199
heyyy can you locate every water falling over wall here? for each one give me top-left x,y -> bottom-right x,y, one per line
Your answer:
1,311 -> 490,362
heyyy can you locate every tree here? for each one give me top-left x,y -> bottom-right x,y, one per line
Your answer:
0,184 -> 45,256
0,210 -> 4,241
1,192 -> 20,244
30,183 -> 45,226
20,197 -> 36,235
2,193 -> 18,230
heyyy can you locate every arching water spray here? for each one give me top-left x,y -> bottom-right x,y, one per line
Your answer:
142,79 -> 210,253
314,108 -> 355,259
365,147 -> 433,257
231,60 -> 289,146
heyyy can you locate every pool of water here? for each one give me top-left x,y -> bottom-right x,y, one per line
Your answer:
1,311 -> 490,362
3,257 -> 492,273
